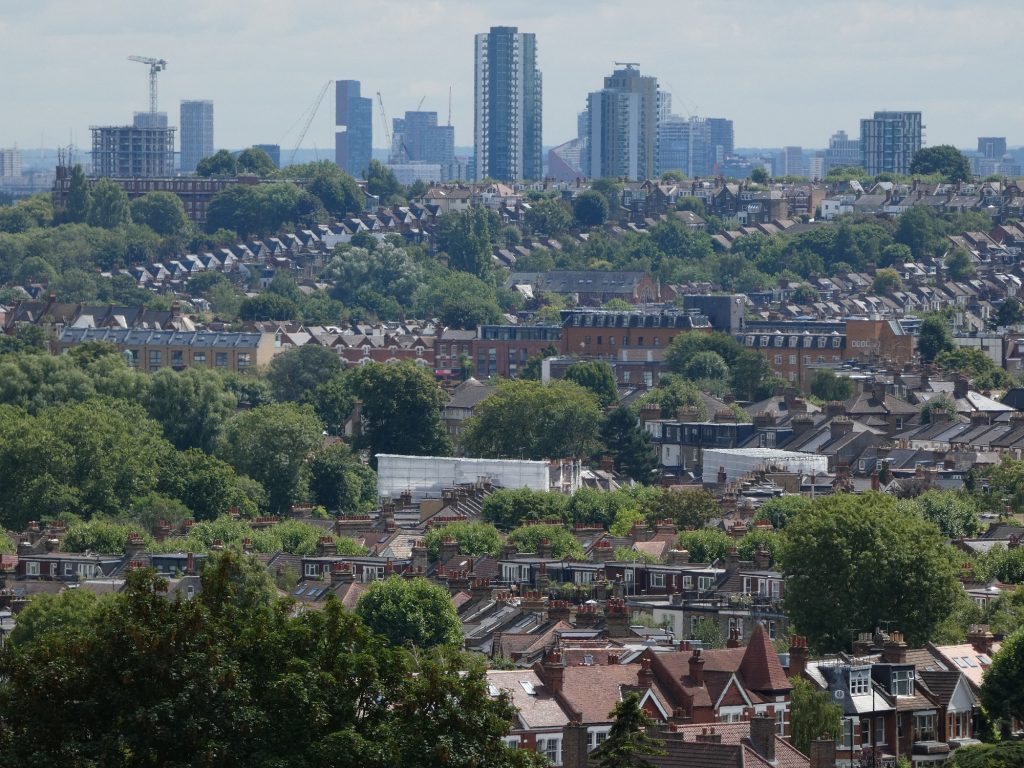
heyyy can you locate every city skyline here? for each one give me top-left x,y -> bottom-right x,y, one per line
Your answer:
3,0 -> 1023,156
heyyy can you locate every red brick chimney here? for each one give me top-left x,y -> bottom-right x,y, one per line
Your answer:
688,648 -> 705,685
749,715 -> 776,761
788,635 -> 809,679
638,656 -> 655,688
810,737 -> 837,768
542,650 -> 565,694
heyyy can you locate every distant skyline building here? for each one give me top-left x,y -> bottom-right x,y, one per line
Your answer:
657,115 -> 710,178
978,137 -> 1007,159
179,100 -> 214,173
390,110 -> 455,179
335,80 -> 372,178
706,118 -> 735,161
0,148 -> 22,177
823,129 -> 860,173
780,146 -> 804,177
585,63 -> 659,181
90,112 -> 175,178
547,138 -> 587,182
252,144 -> 281,169
807,155 -> 825,180
473,25 -> 543,182
859,110 -> 922,176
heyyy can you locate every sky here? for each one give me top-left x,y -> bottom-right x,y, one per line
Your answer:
3,0 -> 1023,156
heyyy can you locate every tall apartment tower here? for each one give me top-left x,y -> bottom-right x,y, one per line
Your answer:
0,148 -> 22,177
180,100 -> 214,173
473,26 -> 543,182
978,137 -> 1007,159
859,111 -> 922,176
90,112 -> 176,178
657,116 -> 711,178
391,112 -> 455,168
823,129 -> 860,173
335,80 -> 372,178
586,64 -> 659,181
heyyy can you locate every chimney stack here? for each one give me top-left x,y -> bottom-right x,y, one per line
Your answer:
809,737 -> 837,768
750,715 -> 776,762
688,648 -> 705,685
788,635 -> 809,679
439,536 -> 459,563
542,649 -> 565,694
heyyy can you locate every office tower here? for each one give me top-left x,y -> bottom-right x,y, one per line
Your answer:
335,80 -> 372,178
706,118 -> 735,160
978,137 -> 1007,159
807,155 -> 825,181
780,146 -> 804,177
391,112 -> 455,168
657,115 -> 711,178
253,144 -> 281,169
823,129 -> 860,173
0,148 -> 22,177
586,63 -> 659,181
179,100 -> 214,173
859,111 -> 922,176
473,26 -> 542,181
658,91 -> 672,125
91,112 -> 175,178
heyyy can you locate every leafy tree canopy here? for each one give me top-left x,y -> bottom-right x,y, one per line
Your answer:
356,575 -> 462,649
910,145 -> 972,182
508,523 -> 586,560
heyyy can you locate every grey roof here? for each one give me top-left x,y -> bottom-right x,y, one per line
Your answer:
58,327 -> 267,348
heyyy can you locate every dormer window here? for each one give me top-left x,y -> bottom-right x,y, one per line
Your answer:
850,669 -> 870,695
892,669 -> 914,696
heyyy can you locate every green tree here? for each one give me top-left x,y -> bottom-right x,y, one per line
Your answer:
690,617 -> 724,648
217,403 -> 324,514
236,147 -> 275,176
481,488 -> 569,530
299,160 -> 363,218
348,362 -> 451,466
896,205 -> 948,259
308,373 -> 354,436
364,159 -> 403,204
325,240 -> 425,310
918,313 -> 955,363
422,521 -> 502,561
266,344 -> 344,403
947,742 -> 1024,768
462,380 -> 603,460
789,677 -> 843,755
737,529 -> 781,564
810,370 -> 854,401
601,406 -> 658,484
129,191 -> 190,237
144,368 -> 237,453
684,350 -> 729,381
565,360 -> 618,409
238,292 -> 299,321
872,267 -> 903,294
412,271 -> 502,328
651,489 -> 718,530
573,190 -> 609,227
196,148 -> 239,176
525,197 -> 572,236
945,248 -> 976,281
65,164 -> 91,223
590,692 -> 666,768
437,207 -> 498,279
609,507 -> 649,538
779,493 -> 961,652
87,178 -> 131,229
356,575 -> 462,648
910,145 -> 972,182
997,297 -> 1024,328
308,442 -> 376,513
754,495 -> 812,530
8,588 -> 106,647
676,528 -> 733,563
591,178 -> 624,213
750,167 -> 769,184
920,395 -> 958,425
508,523 -> 586,559
981,627 -> 1024,727
902,490 -> 980,539
633,374 -> 708,420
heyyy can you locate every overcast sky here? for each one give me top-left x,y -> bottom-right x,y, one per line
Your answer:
3,0 -> 1022,155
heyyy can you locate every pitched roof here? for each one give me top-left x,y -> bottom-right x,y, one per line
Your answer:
739,624 -> 794,693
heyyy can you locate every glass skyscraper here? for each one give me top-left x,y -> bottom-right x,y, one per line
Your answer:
335,80 -> 372,179
473,26 -> 542,182
179,100 -> 214,173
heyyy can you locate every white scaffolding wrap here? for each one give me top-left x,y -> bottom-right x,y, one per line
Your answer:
376,454 -> 551,501
702,448 -> 827,483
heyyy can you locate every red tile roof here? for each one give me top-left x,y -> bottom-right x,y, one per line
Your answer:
739,624 -> 793,693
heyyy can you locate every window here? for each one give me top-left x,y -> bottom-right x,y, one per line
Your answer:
875,715 -> 886,745
892,669 -> 914,696
651,572 -> 665,588
840,719 -> 854,749
538,736 -> 561,765
194,351 -> 206,364
728,617 -> 743,636
304,563 -> 319,577
768,620 -> 777,639
861,718 -> 872,746
502,737 -> 520,749
574,570 -> 594,584
895,417 -> 904,431
148,350 -> 162,366
915,713 -> 937,742
774,354 -> 782,364
682,575 -> 693,589
951,711 -> 970,739
64,563 -> 73,576
171,350 -> 184,367
698,575 -> 714,590
587,729 -> 610,751
25,561 -> 39,576
776,709 -> 785,735
789,355 -> 796,364
238,353 -> 252,368
849,670 -> 870,696
215,352 -> 228,368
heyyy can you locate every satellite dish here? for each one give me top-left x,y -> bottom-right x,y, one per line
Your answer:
834,690 -> 845,700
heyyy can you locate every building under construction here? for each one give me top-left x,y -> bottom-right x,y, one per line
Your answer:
90,112 -> 176,178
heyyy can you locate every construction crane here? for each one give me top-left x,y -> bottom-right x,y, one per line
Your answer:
127,55 -> 167,113
416,95 -> 426,112
376,92 -> 393,148
289,79 -> 332,166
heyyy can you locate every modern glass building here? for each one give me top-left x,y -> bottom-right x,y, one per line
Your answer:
859,111 -> 922,176
585,64 -> 659,181
179,100 -> 214,173
473,26 -> 542,182
335,80 -> 372,178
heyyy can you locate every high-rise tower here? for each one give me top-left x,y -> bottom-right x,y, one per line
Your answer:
335,80 -> 372,178
585,64 -> 658,181
180,100 -> 214,173
860,111 -> 922,176
473,26 -> 542,182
